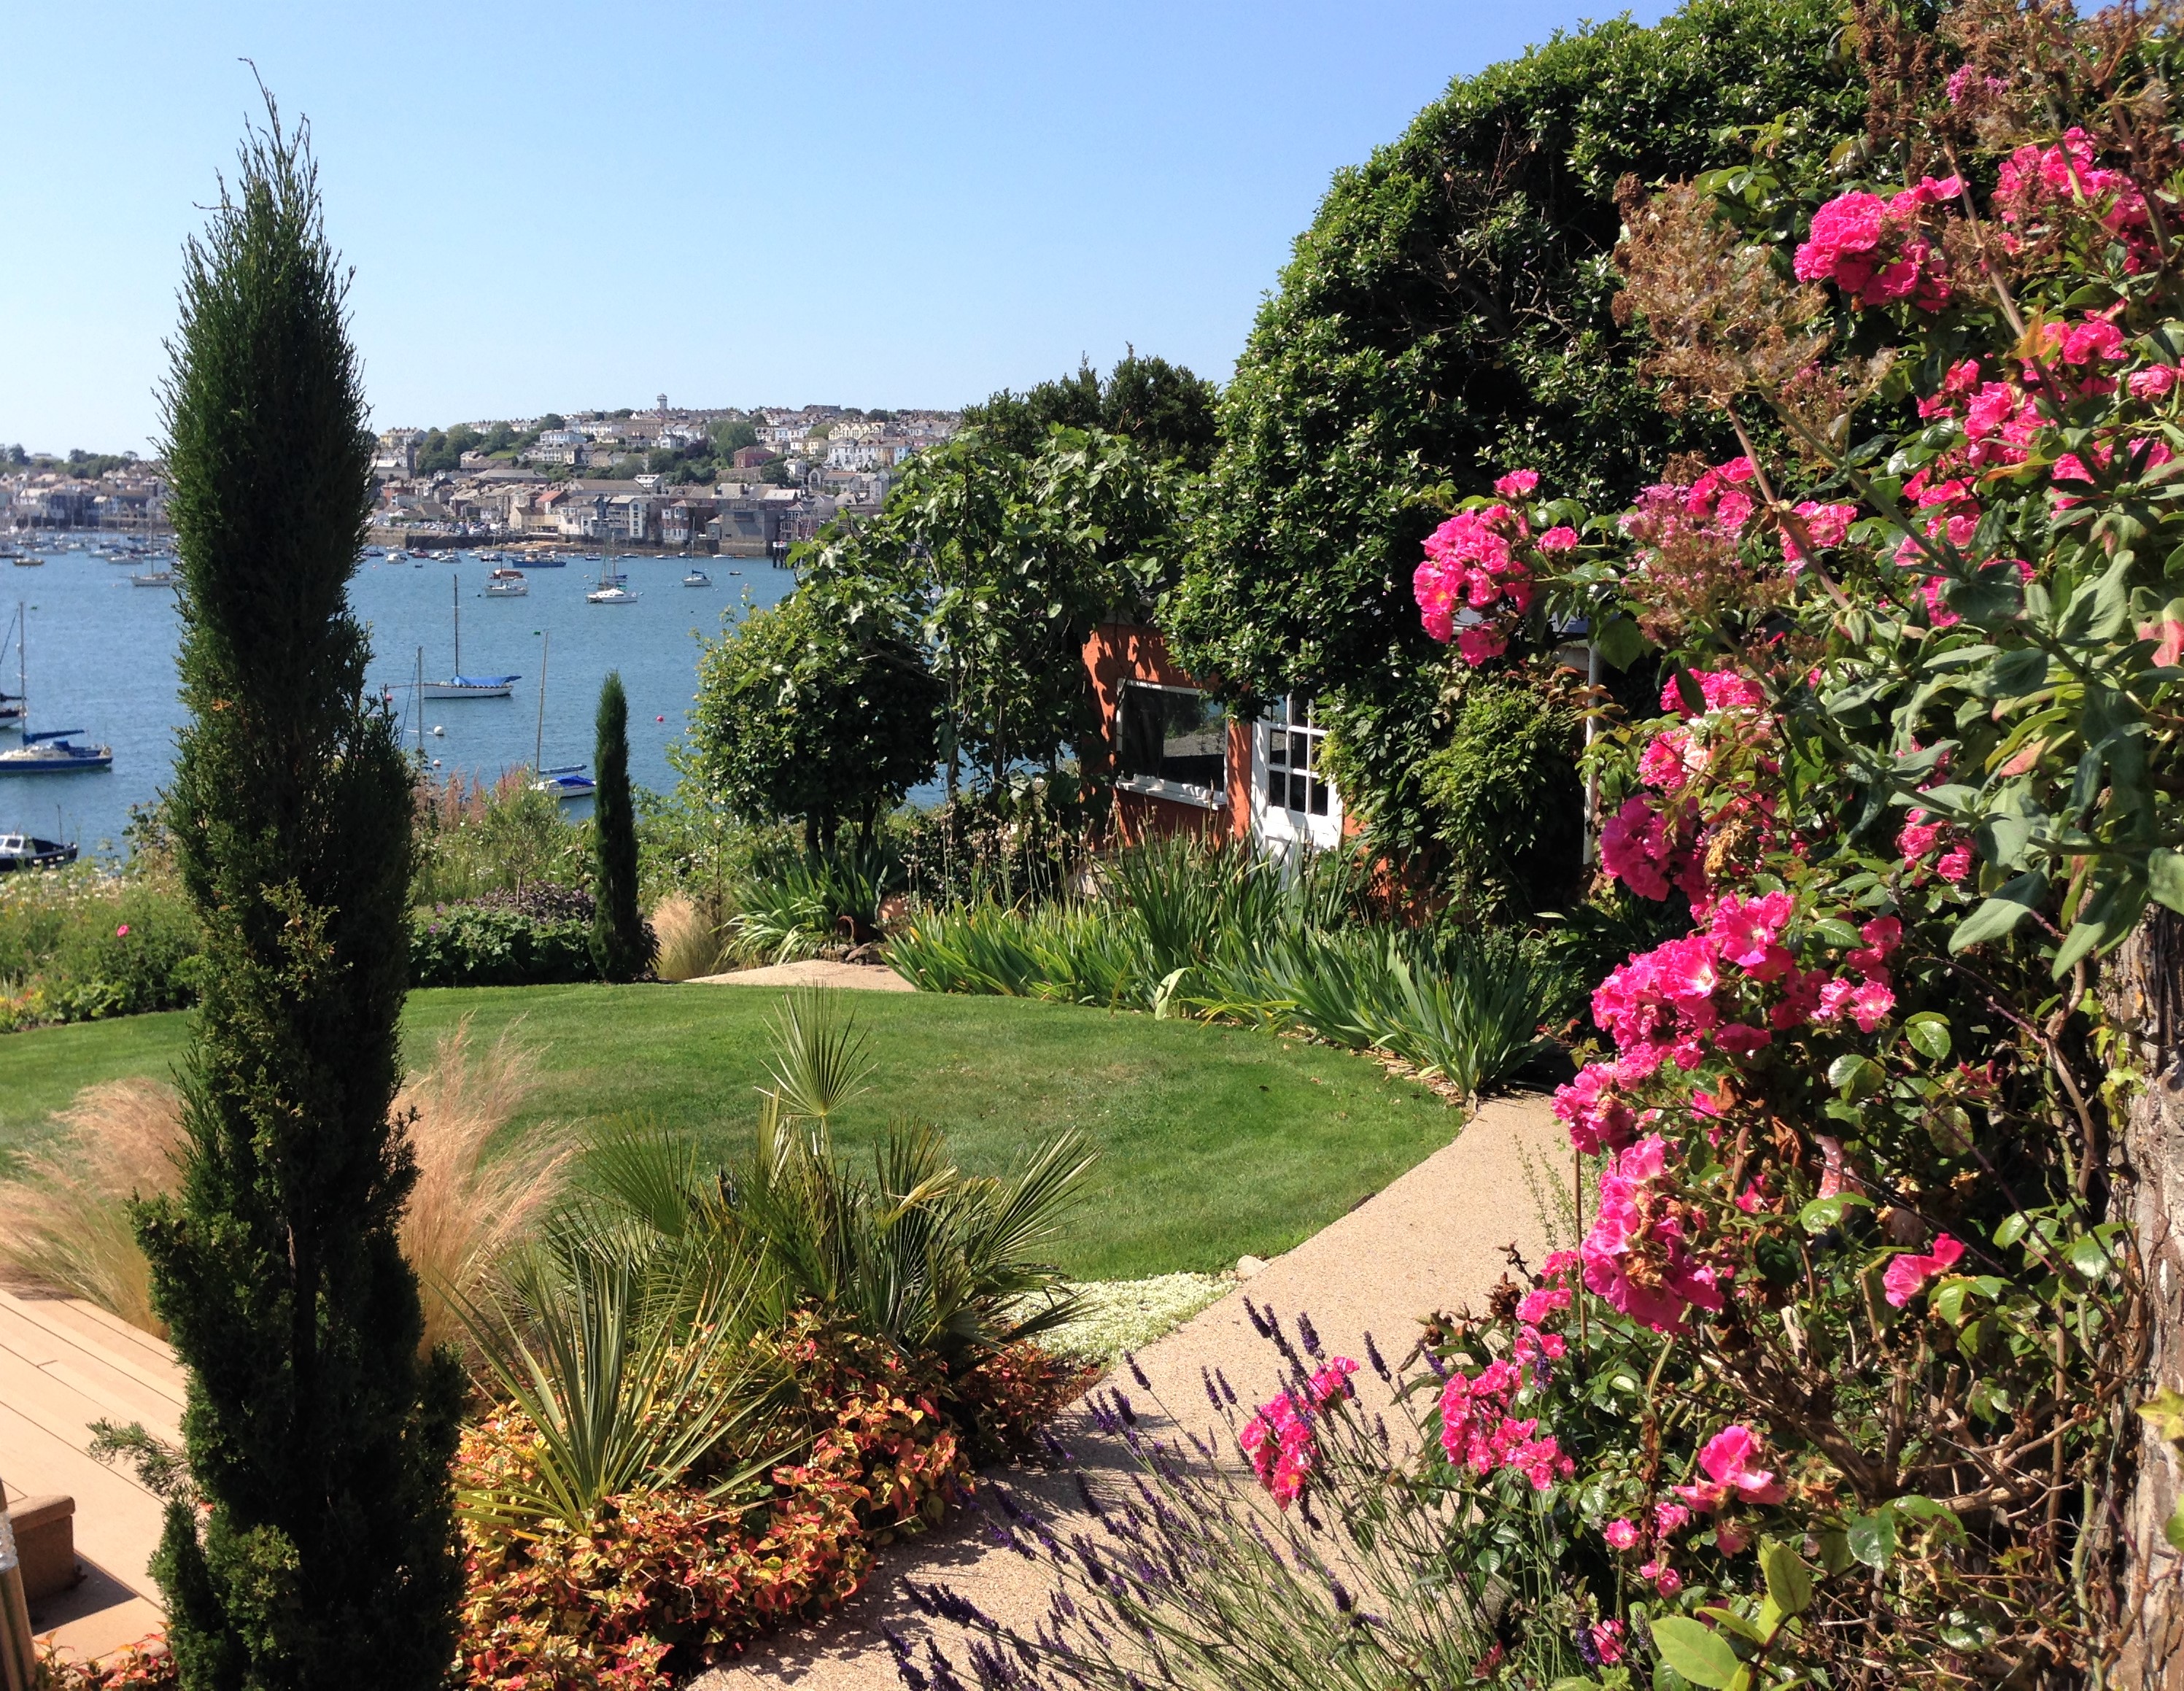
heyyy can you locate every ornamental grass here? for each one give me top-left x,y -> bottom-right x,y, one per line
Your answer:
0,1015 -> 565,1352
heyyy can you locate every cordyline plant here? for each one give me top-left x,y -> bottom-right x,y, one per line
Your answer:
919,5 -> 2184,1690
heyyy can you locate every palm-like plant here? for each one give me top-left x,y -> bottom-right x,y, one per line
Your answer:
454,1230 -> 781,1533
719,1100 -> 1093,1371
581,988 -> 1096,1376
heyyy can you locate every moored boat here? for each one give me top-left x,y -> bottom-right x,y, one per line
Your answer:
483,567 -> 529,597
533,764 -> 597,800
0,730 -> 114,774
0,831 -> 77,871
422,575 -> 519,697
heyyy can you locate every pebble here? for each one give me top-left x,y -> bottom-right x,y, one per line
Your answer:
1236,1255 -> 1269,1280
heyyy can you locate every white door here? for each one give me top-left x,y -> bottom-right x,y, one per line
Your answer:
1250,696 -> 1343,856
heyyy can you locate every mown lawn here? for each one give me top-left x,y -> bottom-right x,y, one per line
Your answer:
0,984 -> 1460,1280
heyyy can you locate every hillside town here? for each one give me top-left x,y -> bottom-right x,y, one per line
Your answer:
0,400 -> 961,554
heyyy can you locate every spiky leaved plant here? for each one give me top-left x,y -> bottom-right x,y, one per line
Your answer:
589,670 -> 653,980
136,98 -> 463,1690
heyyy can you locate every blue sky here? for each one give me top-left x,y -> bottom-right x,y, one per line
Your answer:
1,1 -> 1671,454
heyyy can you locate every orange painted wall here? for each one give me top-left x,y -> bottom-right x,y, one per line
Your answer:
1080,621 -> 1253,845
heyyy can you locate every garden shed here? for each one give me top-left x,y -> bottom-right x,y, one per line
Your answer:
1082,620 -> 1346,856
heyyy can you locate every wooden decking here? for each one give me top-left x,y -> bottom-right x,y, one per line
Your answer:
0,1285 -> 178,1661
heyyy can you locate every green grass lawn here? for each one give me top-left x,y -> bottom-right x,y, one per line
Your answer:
0,984 -> 1461,1280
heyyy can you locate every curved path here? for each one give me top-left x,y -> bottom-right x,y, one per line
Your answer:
693,1092 -> 1565,1689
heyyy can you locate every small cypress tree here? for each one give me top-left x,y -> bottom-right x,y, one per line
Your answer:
136,101 -> 462,1690
590,670 -> 652,980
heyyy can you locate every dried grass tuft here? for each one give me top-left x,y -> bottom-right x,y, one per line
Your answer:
651,893 -> 727,981
0,1079 -> 180,1334
396,1016 -> 569,1356
0,1016 -> 567,1352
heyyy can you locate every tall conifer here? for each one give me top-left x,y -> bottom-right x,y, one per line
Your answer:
136,100 -> 462,1690
589,670 -> 652,980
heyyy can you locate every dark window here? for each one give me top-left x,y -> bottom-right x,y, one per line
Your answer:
1117,682 -> 1225,797
1263,696 -> 1333,817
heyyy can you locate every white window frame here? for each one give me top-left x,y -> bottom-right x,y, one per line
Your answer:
1251,695 -> 1343,851
1113,680 -> 1226,810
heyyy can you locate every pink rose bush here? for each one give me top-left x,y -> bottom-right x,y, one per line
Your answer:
1792,177 -> 1960,311
1413,498 -> 1540,664
1394,85 -> 2172,1677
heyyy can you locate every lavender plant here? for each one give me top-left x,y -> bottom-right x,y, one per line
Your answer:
898,1304 -> 1598,1691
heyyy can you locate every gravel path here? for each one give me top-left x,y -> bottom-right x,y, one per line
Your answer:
692,1091 -> 1566,1690
687,961 -> 915,992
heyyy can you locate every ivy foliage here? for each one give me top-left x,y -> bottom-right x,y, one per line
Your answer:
1415,668 -> 1585,919
1163,0 -> 1868,855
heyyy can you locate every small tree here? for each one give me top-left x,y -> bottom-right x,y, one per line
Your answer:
589,670 -> 653,981
800,427 -> 1184,801
688,587 -> 940,848
136,99 -> 462,1690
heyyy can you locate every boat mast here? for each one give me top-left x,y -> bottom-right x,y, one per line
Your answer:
414,647 -> 425,756
534,631 -> 549,774
452,573 -> 461,676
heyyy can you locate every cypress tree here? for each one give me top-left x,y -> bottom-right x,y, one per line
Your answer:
589,670 -> 652,980
136,101 -> 462,1690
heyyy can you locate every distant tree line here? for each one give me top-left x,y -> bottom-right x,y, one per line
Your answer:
2,445 -> 143,478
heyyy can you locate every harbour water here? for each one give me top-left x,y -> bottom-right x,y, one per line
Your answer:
0,543 -> 797,856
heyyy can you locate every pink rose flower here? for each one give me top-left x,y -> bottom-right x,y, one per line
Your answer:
2131,365 -> 2179,400
1883,1233 -> 1966,1307
1456,625 -> 1508,666
115,924 -> 131,938
1494,468 -> 1540,498
1675,1424 -> 1787,1511
1307,1358 -> 1359,1408
1848,980 -> 1896,1032
1604,1517 -> 1640,1550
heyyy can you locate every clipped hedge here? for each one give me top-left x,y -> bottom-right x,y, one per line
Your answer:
410,886 -> 600,988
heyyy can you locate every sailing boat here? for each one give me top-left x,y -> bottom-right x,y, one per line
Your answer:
422,573 -> 519,699
586,533 -> 638,605
0,606 -> 23,727
527,632 -> 596,800
0,600 -> 112,774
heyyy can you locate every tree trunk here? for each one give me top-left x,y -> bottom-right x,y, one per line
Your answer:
2107,909 -> 2184,1687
